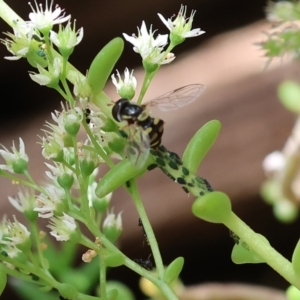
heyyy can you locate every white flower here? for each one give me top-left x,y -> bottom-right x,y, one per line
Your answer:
123,21 -> 170,66
4,216 -> 30,246
158,5 -> 205,44
103,210 -> 122,230
111,68 -> 137,99
50,20 -> 83,57
8,189 -> 35,213
34,185 -> 65,218
29,56 -> 61,86
27,0 -> 71,32
1,23 -> 33,60
0,138 -> 28,173
47,213 -> 76,241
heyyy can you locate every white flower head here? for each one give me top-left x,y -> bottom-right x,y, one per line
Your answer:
4,216 -> 30,246
123,21 -> 171,68
29,56 -> 62,86
47,213 -> 76,241
27,0 -> 71,33
73,73 -> 91,105
0,138 -> 28,173
1,23 -> 32,60
34,185 -> 65,218
111,68 -> 137,99
103,210 -> 122,230
50,20 -> 83,58
158,5 -> 205,45
8,189 -> 36,214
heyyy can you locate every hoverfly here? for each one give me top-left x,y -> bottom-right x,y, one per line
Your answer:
111,84 -> 206,169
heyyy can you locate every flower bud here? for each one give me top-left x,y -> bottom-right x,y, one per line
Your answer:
111,68 -> 137,100
103,211 -> 122,243
12,158 -> 28,174
57,173 -> 74,190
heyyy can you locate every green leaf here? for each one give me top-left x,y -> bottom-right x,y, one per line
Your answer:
182,120 -> 221,174
292,239 -> 300,277
104,253 -> 125,267
192,191 -> 232,223
88,37 -> 124,95
95,157 -> 153,198
105,281 -> 135,300
231,234 -> 267,264
164,257 -> 184,284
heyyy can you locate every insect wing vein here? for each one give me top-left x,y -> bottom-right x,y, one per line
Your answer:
145,84 -> 206,111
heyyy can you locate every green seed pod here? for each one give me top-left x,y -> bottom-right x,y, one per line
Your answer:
0,265 -> 7,296
192,191 -> 232,223
88,37 -> 124,95
182,120 -> 221,174
292,239 -> 300,277
163,257 -> 184,284
95,158 -> 150,198
104,253 -> 125,267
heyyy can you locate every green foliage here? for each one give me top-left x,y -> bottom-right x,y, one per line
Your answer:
104,253 -> 125,267
231,234 -> 267,264
95,157 -> 152,198
292,239 -> 300,277
163,257 -> 184,284
87,37 -> 124,95
192,191 -> 232,223
182,120 -> 221,174
105,281 -> 135,300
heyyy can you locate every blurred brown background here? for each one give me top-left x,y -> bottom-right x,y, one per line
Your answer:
1,0 -> 299,299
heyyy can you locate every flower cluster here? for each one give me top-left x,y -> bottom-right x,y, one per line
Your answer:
121,4 -> 204,74
0,1 -> 206,299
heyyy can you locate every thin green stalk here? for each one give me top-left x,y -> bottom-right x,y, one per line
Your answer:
224,212 -> 300,289
61,77 -> 75,106
99,254 -> 107,300
137,71 -> 156,105
29,221 -> 48,270
127,179 -> 165,279
0,171 -> 44,193
82,121 -> 114,168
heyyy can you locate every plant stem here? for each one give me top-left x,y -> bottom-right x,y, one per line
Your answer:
224,212 -> 300,289
127,179 -> 165,278
99,254 -> 107,300
0,0 -> 23,28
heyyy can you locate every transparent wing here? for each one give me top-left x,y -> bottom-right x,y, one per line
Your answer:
125,125 -> 151,169
144,84 -> 206,111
